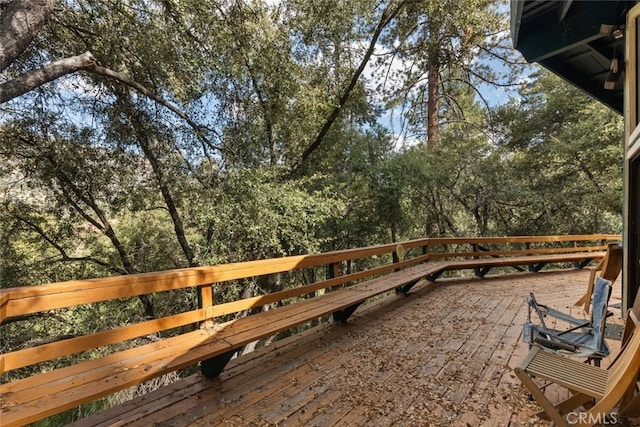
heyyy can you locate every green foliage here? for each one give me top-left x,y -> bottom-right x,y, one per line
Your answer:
490,70 -> 623,235
199,168 -> 341,264
0,0 -> 623,286
0,2 -> 625,421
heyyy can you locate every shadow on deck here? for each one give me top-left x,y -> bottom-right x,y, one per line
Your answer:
74,269 -> 638,427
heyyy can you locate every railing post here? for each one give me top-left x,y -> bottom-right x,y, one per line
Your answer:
395,243 -> 420,294
329,259 -> 365,323
526,242 -> 535,272
393,244 -> 405,293
327,262 -> 341,293
0,294 -> 5,372
198,284 -> 237,378
420,244 -> 444,281
198,284 -> 214,322
0,293 -> 8,325
393,244 -> 405,270
328,262 -> 340,280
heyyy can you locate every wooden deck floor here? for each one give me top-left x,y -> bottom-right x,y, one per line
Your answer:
76,269 -> 639,427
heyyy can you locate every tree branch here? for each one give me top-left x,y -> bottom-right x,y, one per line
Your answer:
2,49 -> 221,156
0,51 -> 96,103
12,211 -> 128,275
90,63 -> 205,136
287,1 -> 404,178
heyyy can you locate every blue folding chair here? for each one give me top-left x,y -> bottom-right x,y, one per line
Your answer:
523,276 -> 612,365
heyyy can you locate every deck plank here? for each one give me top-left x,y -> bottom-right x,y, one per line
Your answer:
72,269 -> 639,427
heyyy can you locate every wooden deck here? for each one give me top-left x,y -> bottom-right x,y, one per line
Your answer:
73,269 -> 638,427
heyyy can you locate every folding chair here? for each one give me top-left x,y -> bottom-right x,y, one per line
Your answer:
523,277 -> 612,364
616,291 -> 640,418
515,319 -> 640,426
574,242 -> 622,313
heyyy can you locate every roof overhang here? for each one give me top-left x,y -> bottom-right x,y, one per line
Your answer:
510,0 -> 637,115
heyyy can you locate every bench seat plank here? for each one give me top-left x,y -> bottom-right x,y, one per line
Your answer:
442,252 -> 602,270
0,252 -> 606,426
0,262 -> 441,427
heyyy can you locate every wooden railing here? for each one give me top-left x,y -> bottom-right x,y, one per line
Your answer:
0,234 -> 620,426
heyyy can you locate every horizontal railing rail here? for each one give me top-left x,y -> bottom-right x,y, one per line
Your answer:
0,233 -> 619,373
0,234 -> 620,426
0,234 -> 620,320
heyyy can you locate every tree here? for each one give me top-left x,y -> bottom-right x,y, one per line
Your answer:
386,69 -> 623,239
284,0 -> 404,176
0,0 -> 56,73
379,0 -> 520,149
2,0 -> 368,283
489,69 -> 623,235
1,0 -> 623,288
0,1 -> 171,110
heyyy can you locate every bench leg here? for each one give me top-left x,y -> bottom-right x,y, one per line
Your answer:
201,348 -> 239,379
427,271 -> 443,282
474,266 -> 493,278
333,303 -> 362,323
529,262 -> 547,273
574,259 -> 594,269
396,279 -> 420,295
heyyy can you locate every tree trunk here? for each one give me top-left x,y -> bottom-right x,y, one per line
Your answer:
131,113 -> 198,268
0,0 -> 56,72
427,62 -> 439,150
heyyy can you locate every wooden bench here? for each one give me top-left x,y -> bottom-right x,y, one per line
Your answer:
0,263 -> 446,426
424,252 -> 607,281
0,234 -> 617,425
